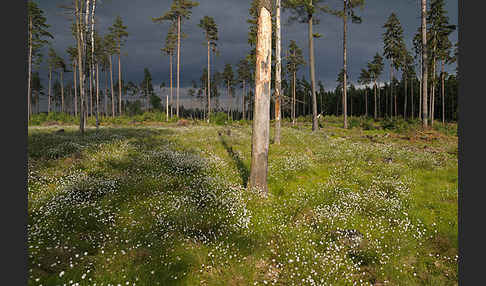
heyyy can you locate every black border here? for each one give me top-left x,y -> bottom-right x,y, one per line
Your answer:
457,0 -> 483,285
4,0 -> 28,285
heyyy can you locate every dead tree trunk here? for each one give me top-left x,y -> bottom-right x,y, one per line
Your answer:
249,3 -> 272,195
421,0 -> 428,128
274,0 -> 282,144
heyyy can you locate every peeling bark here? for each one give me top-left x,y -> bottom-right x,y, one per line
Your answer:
249,6 -> 272,195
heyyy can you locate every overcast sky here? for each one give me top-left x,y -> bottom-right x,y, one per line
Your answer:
34,0 -> 458,110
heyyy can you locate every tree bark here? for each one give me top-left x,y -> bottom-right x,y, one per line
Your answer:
308,14 -> 318,131
275,0 -> 282,144
421,0 -> 428,128
249,5 -> 272,195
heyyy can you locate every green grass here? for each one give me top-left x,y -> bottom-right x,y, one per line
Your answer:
28,118 -> 458,286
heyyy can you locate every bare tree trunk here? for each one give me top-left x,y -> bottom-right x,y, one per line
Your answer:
96,62 -> 99,127
365,88 -> 368,117
404,75 -> 407,119
28,17 -> 33,122
48,68 -> 52,114
109,55 -> 114,117
90,67 -> 93,117
61,70 -> 64,113
431,57 -> 436,126
308,14 -> 318,131
421,0 -> 428,128
83,0 -> 90,129
118,52 -> 122,116
74,61 -> 78,116
177,15 -> 181,118
377,84 -> 381,118
419,79 -> 422,119
411,77 -> 414,120
441,60 -> 445,124
91,0 -> 98,126
167,55 -> 170,121
343,0 -> 348,128
374,81 -> 377,119
207,40 -> 211,122
170,51 -> 173,118
292,71 -> 296,125
275,0 -> 282,144
249,4 -> 272,195
242,80 -> 246,120
76,0 -> 86,134
104,66 -> 108,117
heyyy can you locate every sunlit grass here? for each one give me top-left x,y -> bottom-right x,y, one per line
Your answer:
28,118 -> 458,286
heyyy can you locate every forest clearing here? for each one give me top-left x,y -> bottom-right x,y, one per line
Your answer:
28,116 -> 457,286
27,0 -> 459,285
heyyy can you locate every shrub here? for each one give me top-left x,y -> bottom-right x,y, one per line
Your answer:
210,112 -> 227,126
348,117 -> 361,129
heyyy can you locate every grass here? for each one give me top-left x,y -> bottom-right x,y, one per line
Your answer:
28,116 -> 458,286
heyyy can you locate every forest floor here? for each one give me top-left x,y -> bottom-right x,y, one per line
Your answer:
28,117 -> 458,286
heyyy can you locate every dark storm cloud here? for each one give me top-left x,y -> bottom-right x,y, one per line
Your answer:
36,0 -> 457,108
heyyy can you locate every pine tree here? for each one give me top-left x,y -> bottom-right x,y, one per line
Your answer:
31,71 -> 44,114
67,46 -> 78,116
282,0 -> 331,132
198,16 -> 218,122
55,55 -> 68,113
428,0 -> 455,125
358,68 -> 371,117
222,64 -> 235,120
108,16 -> 128,116
383,13 -> 406,118
142,68 -> 155,111
237,58 -> 252,121
28,1 -> 53,121
367,53 -> 384,120
47,47 -> 59,114
103,33 -> 116,117
153,0 -> 199,118
286,40 -> 306,125
332,0 -> 365,128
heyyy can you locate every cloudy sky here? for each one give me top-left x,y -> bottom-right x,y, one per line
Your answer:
34,0 -> 458,110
